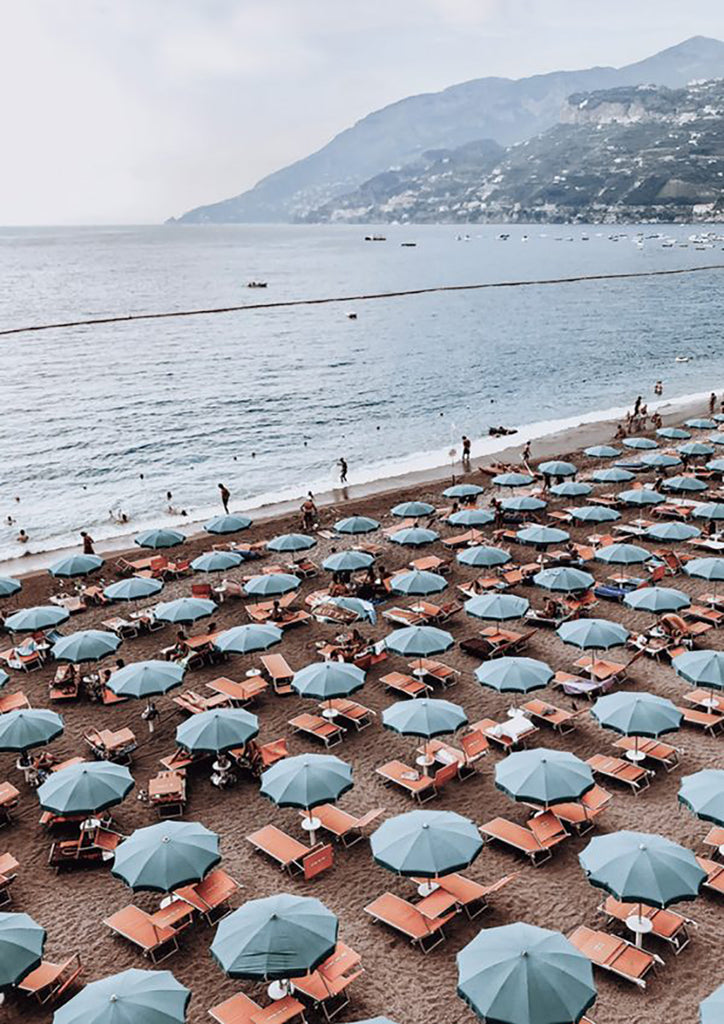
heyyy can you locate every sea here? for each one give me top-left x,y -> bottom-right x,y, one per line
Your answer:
2,221 -> 724,563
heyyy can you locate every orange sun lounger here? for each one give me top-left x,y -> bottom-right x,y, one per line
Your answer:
300,804 -> 384,847
104,903 -> 192,962
320,698 -> 374,730
173,867 -> 240,924
292,941 -> 364,1021
586,754 -> 652,795
289,713 -> 345,748
206,675 -> 268,706
600,896 -> 695,954
17,952 -> 83,1004
364,891 -> 456,952
411,872 -> 519,919
380,671 -> 431,699
480,812 -> 569,866
568,924 -> 662,988
697,855 -> 724,896
260,654 -> 295,695
551,785 -> 612,835
209,991 -> 307,1024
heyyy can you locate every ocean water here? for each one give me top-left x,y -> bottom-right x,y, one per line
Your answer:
1,222 -> 724,562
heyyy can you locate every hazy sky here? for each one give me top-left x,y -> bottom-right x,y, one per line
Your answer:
2,0 -> 724,224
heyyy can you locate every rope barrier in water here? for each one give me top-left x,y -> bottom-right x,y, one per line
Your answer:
1,262 -> 722,337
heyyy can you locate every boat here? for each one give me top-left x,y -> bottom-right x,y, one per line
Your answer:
675,356 -> 690,363
247,281 -> 268,288
364,235 -> 386,241
400,242 -> 417,247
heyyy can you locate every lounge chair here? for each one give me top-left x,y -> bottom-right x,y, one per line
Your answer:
586,754 -> 652,795
320,698 -> 374,730
84,726 -> 137,764
206,675 -> 268,706
599,897 -> 694,954
17,952 -> 83,1004
675,705 -> 724,736
364,892 -> 456,952
382,607 -> 427,627
191,582 -> 213,600
568,924 -> 662,988
408,658 -> 459,689
172,690 -> 231,715
104,903 -> 192,962
260,653 -> 294,695
247,824 -> 334,879
419,732 -> 489,779
0,852 -> 18,906
101,616 -> 139,639
703,825 -> 724,856
293,941 -> 363,1020
612,736 -> 680,771
472,715 -> 539,752
0,781 -> 20,826
375,760 -> 457,803
480,812 -> 569,866
697,856 -> 724,896
380,671 -> 431,699
0,691 -> 31,714
233,737 -> 289,778
521,697 -> 587,734
289,713 -> 345,748
48,824 -> 124,871
148,770 -> 187,819
209,992 -> 306,1024
301,804 -> 383,847
552,785 -> 612,835
173,867 -> 240,924
553,670 -> 617,700
412,871 -> 518,919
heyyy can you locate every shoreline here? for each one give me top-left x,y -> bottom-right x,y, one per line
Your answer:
2,386 -> 715,580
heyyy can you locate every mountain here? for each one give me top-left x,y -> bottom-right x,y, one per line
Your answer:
308,79 -> 724,224
176,36 -> 724,224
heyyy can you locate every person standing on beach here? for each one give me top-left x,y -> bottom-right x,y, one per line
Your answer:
461,435 -> 471,465
521,441 -> 531,467
218,483 -> 231,513
338,458 -> 348,484
80,531 -> 95,555
710,392 -> 717,415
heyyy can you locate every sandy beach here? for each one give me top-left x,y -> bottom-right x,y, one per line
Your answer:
1,397 -> 723,1024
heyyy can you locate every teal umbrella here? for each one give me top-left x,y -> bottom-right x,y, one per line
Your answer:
646,522 -> 700,542
267,533 -> 316,552
663,476 -> 707,493
112,821 -> 220,892
385,626 -> 453,657
475,657 -> 552,695
104,577 -> 164,601
496,749 -> 594,808
54,968 -> 190,1024
260,754 -> 353,827
465,593 -> 529,621
37,761 -> 133,816
334,515 -> 379,534
291,662 -> 365,703
322,550 -> 374,572
49,554 -> 103,578
516,526 -> 569,546
592,692 -> 682,761
108,660 -> 185,699
205,514 -> 252,534
390,570 -> 446,596
618,488 -> 663,506
214,624 -> 282,654
458,545 -> 511,568
0,577 -> 21,598
371,810 -> 482,877
52,629 -> 121,663
0,669 -> 8,689
557,618 -> 629,651
325,596 -> 377,624
492,472 -> 534,487
594,542 -> 649,565
658,426 -> 690,440
190,551 -> 243,572
539,460 -> 576,477
695,502 -> 724,521
211,894 -> 338,980
584,445 -> 620,458
389,527 -> 439,546
383,698 -> 467,740
176,708 -> 259,753
673,649 -> 724,707
641,451 -> 682,468
707,458 -> 724,472
501,496 -> 547,512
0,709 -> 63,752
457,922 -> 596,1024
591,467 -> 634,483
533,567 -> 594,593
709,432 -> 724,443
391,501 -> 434,517
679,441 -> 715,457
623,437 -> 658,450
448,508 -> 494,526
685,557 -> 724,581
134,529 -> 185,549
685,418 -> 716,430
571,505 -> 620,523
701,984 -> 724,1024
0,912 -> 45,988
5,605 -> 69,632
444,483 -> 484,498
244,574 -> 300,597
550,481 -> 592,497
623,586 -> 690,614
679,770 -> 724,826
155,597 -> 216,624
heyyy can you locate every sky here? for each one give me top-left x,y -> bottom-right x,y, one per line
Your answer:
2,0 -> 724,224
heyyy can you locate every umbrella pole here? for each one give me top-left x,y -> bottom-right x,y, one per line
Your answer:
302,806 -> 318,847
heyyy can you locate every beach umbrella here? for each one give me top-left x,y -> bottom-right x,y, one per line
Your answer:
291,662 -> 365,717
533,567 -> 594,593
584,445 -> 620,458
383,698 -> 467,775
322,550 -> 374,572
389,527 -> 439,546
154,597 -> 216,624
324,596 -> 377,623
391,501 -> 434,517
709,433 -> 724,446
334,515 -> 379,534
0,577 -> 21,598
496,749 -> 594,808
618,488 -> 663,506
623,437 -> 658,450
204,514 -> 252,534
385,625 -> 454,657
213,623 -> 282,654
475,656 -> 553,695
54,968 -> 191,1024
516,525 -> 569,547
640,451 -> 682,468
707,458 -> 724,472
112,821 -> 220,892
492,472 -> 534,488
465,593 -> 529,621
657,426 -> 690,440
679,441 -> 715,457
103,576 -> 164,601
176,708 -> 259,753
701,983 -> 724,1024
570,505 -> 620,523
0,912 -> 45,989
267,533 -> 316,552
371,810 -> 482,878
594,542 -> 649,567
457,922 -> 596,1024
390,570 -> 446,595
457,545 -> 511,568
0,669 -> 8,690
134,529 -> 185,549
685,556 -> 724,581
623,586 -> 690,614
190,550 -> 243,572
679,770 -> 724,826
443,483 -> 484,498
501,496 -> 547,513
645,522 -> 700,542
694,502 -> 724,521
592,692 -> 681,761
557,618 -> 629,652
244,573 -> 300,597
211,894 -> 338,981
52,630 -> 121,663
550,481 -> 592,497
663,475 -> 707,493
107,660 -> 185,699
4,605 -> 69,632
716,414 -> 724,423
686,418 -> 717,430
37,760 -> 133,816
0,709 -> 64,752
673,649 -> 724,708
539,459 -> 577,477
48,553 -> 103,578
448,508 -> 494,527
590,467 -> 634,483
261,754 -> 353,840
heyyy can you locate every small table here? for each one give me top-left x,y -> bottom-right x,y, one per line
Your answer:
267,980 -> 294,1002
625,913 -> 654,947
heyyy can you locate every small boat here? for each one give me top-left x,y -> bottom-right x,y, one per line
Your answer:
675,356 -> 690,363
247,281 -> 267,288
401,242 -> 417,247
364,235 -> 386,241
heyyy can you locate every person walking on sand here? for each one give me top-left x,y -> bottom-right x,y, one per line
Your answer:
80,531 -> 95,555
633,395 -> 642,417
300,494 -> 317,531
141,699 -> 160,735
338,458 -> 348,484
710,392 -> 717,415
521,441 -> 531,467
461,435 -> 471,465
218,483 -> 231,513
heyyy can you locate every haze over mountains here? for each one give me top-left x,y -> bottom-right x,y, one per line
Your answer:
176,36 -> 724,224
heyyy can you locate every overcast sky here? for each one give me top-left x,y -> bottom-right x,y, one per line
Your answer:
2,0 -> 724,224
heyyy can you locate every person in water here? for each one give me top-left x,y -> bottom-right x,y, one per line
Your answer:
338,458 -> 348,484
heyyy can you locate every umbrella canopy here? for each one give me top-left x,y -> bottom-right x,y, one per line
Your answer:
640,451 -> 682,468
694,502 -> 724,521
557,618 -> 629,650
618,488 -> 663,506
0,911 -> 45,989
579,830 -> 705,908
679,769 -> 724,826
673,649 -> 724,690
686,418 -> 717,430
0,669 -> 8,690
591,467 -> 634,483
52,629 -> 121,664
594,543 -> 650,565
0,576 -> 21,598
134,529 -> 185,549
214,624 -> 282,654
592,692 -> 682,739
154,597 -> 216,624
443,483 -> 484,498
291,662 -> 365,701
465,593 -> 529,621
244,574 -> 300,597
685,557 -> 724,581
103,576 -> 164,601
389,527 -> 439,547
496,749 -> 594,807
492,472 -> 534,487
710,432 -> 724,444
54,968 -> 191,1024
4,605 -> 69,633
623,587 -> 690,614
267,533 -> 316,552
707,458 -> 724,472
49,553 -> 103,578
623,437 -> 658,450
334,515 -> 380,534
679,442 -> 715,457
516,526 -> 569,546
570,505 -> 620,523
37,760 -> 133,816
458,545 -> 511,568
190,551 -> 243,573
550,481 -> 592,497
211,894 -> 338,980
176,708 -> 259,753
390,570 -> 446,596
324,596 -> 377,623
260,753 -> 353,810
645,522 -> 700,543
657,426 -> 690,440
0,709 -> 64,752
533,567 -> 594,593
457,922 -> 596,1024
108,661 -> 185,699
701,984 -> 724,1024
501,496 -> 547,513
112,821 -> 220,892
391,501 -> 434,517
539,460 -> 577,477
385,625 -> 454,657
322,550 -> 374,573
663,476 -> 707,493
475,656 -> 553,695
584,445 -> 620,458
383,698 -> 467,739
205,514 -> 252,534
448,508 -> 495,527
371,810 -> 482,877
